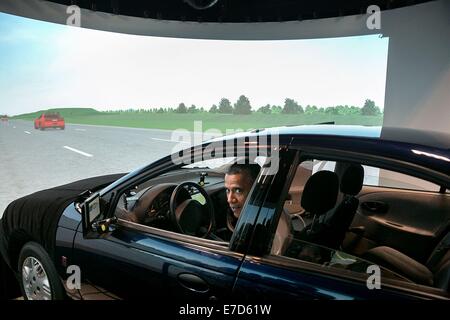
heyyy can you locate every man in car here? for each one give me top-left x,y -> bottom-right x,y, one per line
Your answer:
117,162 -> 260,240
217,163 -> 260,240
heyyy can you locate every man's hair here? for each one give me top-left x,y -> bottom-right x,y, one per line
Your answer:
226,163 -> 260,182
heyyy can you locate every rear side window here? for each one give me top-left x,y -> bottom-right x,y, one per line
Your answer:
44,112 -> 62,118
362,165 -> 440,192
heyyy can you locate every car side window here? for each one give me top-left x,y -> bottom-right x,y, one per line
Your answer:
114,156 -> 261,243
362,165 -> 440,192
114,169 -> 224,240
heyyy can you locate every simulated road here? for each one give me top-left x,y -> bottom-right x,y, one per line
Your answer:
0,120 -> 205,216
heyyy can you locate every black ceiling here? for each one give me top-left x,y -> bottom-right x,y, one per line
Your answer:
46,0 -> 432,22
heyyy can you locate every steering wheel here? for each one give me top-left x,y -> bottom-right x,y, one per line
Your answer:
169,182 -> 215,238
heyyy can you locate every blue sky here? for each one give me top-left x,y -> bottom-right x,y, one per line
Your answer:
0,12 -> 389,116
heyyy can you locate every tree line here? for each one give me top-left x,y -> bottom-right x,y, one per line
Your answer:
108,95 -> 382,116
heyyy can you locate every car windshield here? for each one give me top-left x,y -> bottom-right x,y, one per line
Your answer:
182,157 -> 237,170
44,113 -> 61,118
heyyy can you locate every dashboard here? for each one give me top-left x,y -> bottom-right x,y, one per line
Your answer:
116,169 -> 229,236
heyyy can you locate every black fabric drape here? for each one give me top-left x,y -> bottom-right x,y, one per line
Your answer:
1,173 -> 126,259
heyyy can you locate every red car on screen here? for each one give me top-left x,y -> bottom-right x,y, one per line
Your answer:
34,112 -> 65,130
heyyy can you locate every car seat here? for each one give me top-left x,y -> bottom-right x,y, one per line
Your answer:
363,230 -> 450,290
271,170 -> 339,256
292,170 -> 340,245
318,164 -> 365,249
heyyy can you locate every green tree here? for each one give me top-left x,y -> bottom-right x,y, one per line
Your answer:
325,106 -> 338,114
257,104 -> 271,114
282,98 -> 304,114
350,106 -> 360,114
188,104 -> 198,113
176,102 -> 187,113
233,95 -> 252,115
305,105 -> 318,114
271,105 -> 282,114
361,99 -> 381,116
335,105 -> 346,115
218,98 -> 233,114
209,104 -> 218,113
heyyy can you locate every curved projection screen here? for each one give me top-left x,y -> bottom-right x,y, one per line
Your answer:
0,12 -> 388,126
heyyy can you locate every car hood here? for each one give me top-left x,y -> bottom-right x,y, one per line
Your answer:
0,173 -> 126,259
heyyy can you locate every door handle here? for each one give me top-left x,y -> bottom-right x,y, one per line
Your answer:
361,201 -> 388,214
177,273 -> 210,293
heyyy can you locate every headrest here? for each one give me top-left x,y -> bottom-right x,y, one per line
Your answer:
301,170 -> 339,215
340,164 -> 364,195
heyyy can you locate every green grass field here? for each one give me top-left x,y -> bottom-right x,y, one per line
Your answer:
13,108 -> 383,131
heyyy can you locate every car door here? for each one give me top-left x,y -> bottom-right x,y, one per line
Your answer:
72,147 -> 266,300
72,225 -> 244,300
233,248 -> 448,300
349,167 -> 450,262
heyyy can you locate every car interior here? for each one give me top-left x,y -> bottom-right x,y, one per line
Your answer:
272,157 -> 450,292
114,157 -> 262,243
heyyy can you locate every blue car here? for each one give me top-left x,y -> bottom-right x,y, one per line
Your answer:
1,125 -> 449,300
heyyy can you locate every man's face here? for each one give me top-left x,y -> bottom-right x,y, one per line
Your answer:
224,173 -> 254,219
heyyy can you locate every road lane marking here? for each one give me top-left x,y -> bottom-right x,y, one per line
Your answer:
75,129 -> 86,131
63,146 -> 93,157
152,138 -> 190,144
13,126 -> 16,129
24,131 -> 31,134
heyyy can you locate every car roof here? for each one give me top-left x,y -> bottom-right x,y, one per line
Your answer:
207,125 -> 449,151
204,125 -> 450,178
